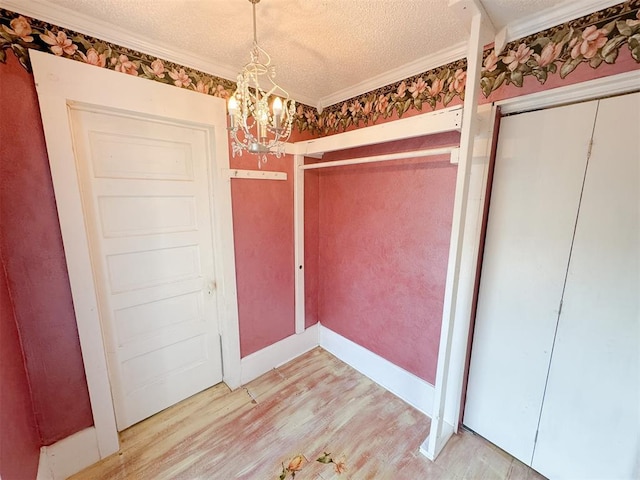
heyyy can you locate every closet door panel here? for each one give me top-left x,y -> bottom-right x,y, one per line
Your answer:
532,93 -> 640,479
464,101 -> 597,464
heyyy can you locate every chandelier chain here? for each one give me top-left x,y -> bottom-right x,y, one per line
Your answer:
252,0 -> 258,45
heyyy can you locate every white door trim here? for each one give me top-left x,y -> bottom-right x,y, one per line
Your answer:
496,69 -> 640,114
29,49 -> 241,458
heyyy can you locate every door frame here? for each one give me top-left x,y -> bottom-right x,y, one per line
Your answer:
494,69 -> 640,115
30,49 -> 242,458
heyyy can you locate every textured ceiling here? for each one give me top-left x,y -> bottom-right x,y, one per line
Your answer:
13,0 -> 590,106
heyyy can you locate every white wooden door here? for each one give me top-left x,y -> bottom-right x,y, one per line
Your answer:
531,93 -> 640,479
463,101 -> 597,463
68,107 -> 223,431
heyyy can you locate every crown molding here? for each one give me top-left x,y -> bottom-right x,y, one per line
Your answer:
284,89 -> 322,109
0,0 -> 239,82
316,41 -> 468,111
1,0 -> 628,110
504,0 -> 625,43
312,0 -> 626,110
0,0 -> 321,107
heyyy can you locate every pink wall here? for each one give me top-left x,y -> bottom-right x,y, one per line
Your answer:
229,154 -> 296,356
0,53 -> 93,445
0,256 -> 40,480
315,133 -> 460,384
304,169 -> 320,328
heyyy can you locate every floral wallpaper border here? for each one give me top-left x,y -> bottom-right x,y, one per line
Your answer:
296,57 -> 469,137
2,1 -> 639,139
480,0 -> 640,97
295,0 -> 640,136
0,9 -> 238,101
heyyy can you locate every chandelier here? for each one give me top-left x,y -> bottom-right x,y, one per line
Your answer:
227,0 -> 295,166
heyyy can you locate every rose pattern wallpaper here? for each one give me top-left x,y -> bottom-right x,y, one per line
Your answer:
480,0 -> 640,98
0,12 -> 237,100
1,0 -> 639,138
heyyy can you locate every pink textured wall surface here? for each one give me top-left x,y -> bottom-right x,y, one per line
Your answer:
0,53 -> 93,445
0,258 -> 40,480
230,154 -> 296,357
316,133 -> 459,384
304,169 -> 320,328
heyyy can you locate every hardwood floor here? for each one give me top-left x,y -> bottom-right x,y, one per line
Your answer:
70,348 -> 546,479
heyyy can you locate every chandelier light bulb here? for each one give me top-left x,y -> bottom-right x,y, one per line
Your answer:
273,96 -> 282,129
272,97 -> 283,115
228,96 -> 238,127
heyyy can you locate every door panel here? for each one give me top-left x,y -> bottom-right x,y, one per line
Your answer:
98,195 -> 198,237
531,93 -> 640,478
90,132 -> 194,180
463,101 -> 598,463
70,108 -> 222,430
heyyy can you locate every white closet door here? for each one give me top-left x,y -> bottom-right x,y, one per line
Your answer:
532,93 -> 640,479
463,101 -> 598,464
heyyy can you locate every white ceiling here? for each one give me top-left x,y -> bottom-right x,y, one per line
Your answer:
3,0 -> 620,107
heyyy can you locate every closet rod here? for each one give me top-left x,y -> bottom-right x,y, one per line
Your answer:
300,146 -> 457,170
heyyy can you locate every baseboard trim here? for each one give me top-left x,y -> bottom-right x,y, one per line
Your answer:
239,324 -> 434,417
36,427 -> 100,480
240,324 -> 320,385
318,324 -> 434,417
33,325 -> 431,479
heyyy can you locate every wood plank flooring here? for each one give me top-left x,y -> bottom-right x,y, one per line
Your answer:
70,348 -> 546,479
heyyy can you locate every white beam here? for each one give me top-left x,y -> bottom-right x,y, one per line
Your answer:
297,106 -> 462,156
422,1 -> 487,461
293,154 -> 306,334
301,147 -> 456,170
448,0 -> 496,47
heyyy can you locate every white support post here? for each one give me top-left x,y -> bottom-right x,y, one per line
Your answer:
293,154 -> 306,334
421,0 -> 491,461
